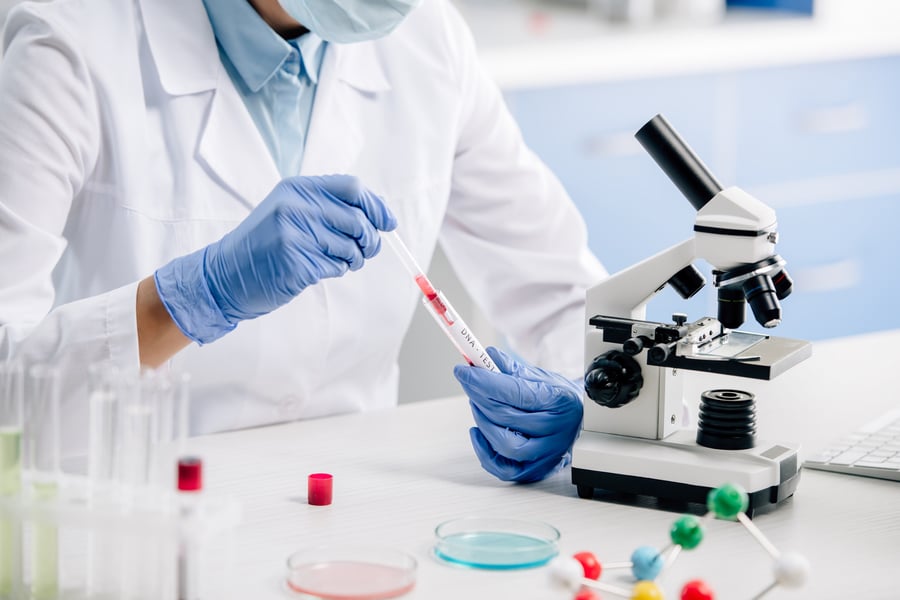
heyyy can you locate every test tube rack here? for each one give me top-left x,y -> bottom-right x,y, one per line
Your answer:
0,473 -> 241,600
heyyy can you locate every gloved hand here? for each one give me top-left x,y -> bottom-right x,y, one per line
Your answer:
453,346 -> 584,483
155,175 -> 396,344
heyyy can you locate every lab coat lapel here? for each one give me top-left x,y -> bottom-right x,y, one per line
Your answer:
196,85 -> 280,209
301,43 -> 391,176
140,0 -> 279,210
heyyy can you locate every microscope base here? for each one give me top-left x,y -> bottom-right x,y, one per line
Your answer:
571,430 -> 800,516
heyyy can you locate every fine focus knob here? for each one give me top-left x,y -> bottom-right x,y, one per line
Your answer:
584,350 -> 643,409
623,337 -> 646,356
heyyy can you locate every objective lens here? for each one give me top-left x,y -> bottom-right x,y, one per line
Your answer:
716,286 -> 745,330
668,264 -> 706,300
742,274 -> 781,328
771,269 -> 793,300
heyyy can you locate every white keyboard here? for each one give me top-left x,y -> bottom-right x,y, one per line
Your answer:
803,408 -> 900,481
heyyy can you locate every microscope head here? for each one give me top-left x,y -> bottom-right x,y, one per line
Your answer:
635,115 -> 794,329
694,186 -> 793,329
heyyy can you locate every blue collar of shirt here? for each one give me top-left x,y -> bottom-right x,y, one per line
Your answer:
202,0 -> 325,93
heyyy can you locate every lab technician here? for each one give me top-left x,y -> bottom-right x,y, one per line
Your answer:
0,0 -> 606,482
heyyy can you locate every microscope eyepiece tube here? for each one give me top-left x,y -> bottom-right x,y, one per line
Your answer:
635,114 -> 724,211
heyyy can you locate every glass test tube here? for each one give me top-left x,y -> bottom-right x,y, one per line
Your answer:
176,373 -> 191,454
119,374 -> 154,496
115,372 -> 151,600
86,365 -> 123,597
0,363 -> 24,599
88,366 -> 122,492
24,365 -> 61,600
148,371 -> 177,600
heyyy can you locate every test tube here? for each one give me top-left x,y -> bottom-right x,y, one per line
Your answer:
88,365 -> 121,492
0,363 -> 24,599
140,369 -> 176,489
24,365 -> 61,600
119,374 -> 154,496
384,231 -> 498,372
86,365 -> 123,597
177,457 -> 203,600
176,373 -> 191,453
120,371 -> 173,600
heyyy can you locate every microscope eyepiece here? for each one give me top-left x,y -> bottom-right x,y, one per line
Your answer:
635,114 -> 724,212
743,274 -> 782,328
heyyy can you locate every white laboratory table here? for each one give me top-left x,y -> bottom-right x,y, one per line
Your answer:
188,329 -> 900,599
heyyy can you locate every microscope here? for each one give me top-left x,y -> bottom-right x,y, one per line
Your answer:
571,115 -> 812,514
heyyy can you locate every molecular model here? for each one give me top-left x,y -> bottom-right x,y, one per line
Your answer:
549,483 -> 810,600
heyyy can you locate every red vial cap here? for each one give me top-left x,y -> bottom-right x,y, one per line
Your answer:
308,473 -> 333,506
177,457 -> 203,492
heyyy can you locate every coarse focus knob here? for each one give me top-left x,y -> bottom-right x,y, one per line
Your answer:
584,350 -> 643,409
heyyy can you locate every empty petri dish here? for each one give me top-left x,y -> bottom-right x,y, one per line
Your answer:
286,547 -> 417,599
433,517 -> 559,570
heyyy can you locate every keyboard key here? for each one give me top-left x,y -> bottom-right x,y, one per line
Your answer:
806,454 -> 832,464
853,461 -> 900,470
860,455 -> 886,463
855,440 -> 880,446
830,451 -> 868,466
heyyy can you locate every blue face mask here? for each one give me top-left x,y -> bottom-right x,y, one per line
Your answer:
281,0 -> 422,43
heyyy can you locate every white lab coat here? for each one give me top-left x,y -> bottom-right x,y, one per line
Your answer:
0,0 -> 605,455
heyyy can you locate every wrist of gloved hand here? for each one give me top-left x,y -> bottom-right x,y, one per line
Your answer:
454,346 -> 584,483
154,246 -> 236,345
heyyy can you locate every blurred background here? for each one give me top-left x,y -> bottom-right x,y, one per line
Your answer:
1,0 -> 897,403
401,0 -> 900,402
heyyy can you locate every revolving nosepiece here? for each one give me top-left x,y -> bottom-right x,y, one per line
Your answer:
714,257 -> 790,329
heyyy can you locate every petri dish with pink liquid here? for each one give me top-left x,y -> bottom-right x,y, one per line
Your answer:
285,547 -> 417,600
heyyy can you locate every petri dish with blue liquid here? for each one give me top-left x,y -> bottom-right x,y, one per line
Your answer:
433,517 -> 559,570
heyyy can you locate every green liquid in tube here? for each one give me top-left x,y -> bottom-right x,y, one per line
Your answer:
0,427 -> 23,598
31,481 -> 58,600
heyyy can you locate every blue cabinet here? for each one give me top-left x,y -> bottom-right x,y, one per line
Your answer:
506,55 -> 900,340
768,194 -> 900,340
734,56 -> 900,186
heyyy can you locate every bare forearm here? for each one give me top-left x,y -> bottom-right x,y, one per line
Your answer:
136,276 -> 190,368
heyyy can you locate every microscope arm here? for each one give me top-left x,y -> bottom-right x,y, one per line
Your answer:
585,238 -> 696,321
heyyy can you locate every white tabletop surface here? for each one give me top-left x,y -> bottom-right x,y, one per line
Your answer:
455,0 -> 900,89
190,328 -> 900,599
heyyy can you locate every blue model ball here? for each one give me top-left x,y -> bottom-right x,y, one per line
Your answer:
630,545 -> 663,581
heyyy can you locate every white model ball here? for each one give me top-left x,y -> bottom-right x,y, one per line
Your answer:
548,555 -> 583,589
774,553 -> 810,588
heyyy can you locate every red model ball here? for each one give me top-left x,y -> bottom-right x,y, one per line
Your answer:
573,551 -> 602,580
681,579 -> 715,600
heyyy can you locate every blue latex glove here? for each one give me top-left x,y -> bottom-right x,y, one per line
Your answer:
155,175 -> 396,344
453,346 -> 584,483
